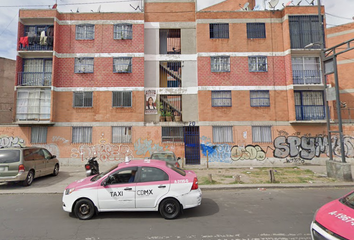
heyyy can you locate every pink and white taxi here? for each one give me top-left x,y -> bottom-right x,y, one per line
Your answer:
62,159 -> 202,220
311,190 -> 354,239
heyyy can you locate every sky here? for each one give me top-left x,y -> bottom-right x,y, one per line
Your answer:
0,0 -> 353,60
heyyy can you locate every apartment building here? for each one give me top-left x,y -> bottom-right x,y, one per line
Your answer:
1,0 -> 353,166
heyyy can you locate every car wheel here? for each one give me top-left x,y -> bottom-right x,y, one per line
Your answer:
159,198 -> 181,219
22,170 -> 34,186
74,199 -> 95,220
52,164 -> 59,176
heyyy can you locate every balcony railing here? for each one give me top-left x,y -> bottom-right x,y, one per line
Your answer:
18,72 -> 52,86
293,70 -> 321,85
295,105 -> 325,120
19,43 -> 53,51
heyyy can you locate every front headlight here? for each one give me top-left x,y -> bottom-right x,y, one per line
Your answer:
65,188 -> 75,195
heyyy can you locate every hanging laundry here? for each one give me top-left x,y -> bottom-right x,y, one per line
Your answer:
19,36 -> 29,48
40,31 -> 47,45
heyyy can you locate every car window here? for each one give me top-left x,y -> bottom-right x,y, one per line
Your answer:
139,167 -> 169,182
341,191 -> 354,209
24,149 -> 37,161
106,168 -> 137,185
91,165 -> 117,182
166,162 -> 186,176
0,150 -> 20,163
41,149 -> 52,159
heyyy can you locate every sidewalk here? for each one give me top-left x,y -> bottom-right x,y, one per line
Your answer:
0,164 -> 354,194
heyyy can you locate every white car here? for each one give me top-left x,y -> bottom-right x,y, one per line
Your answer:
62,159 -> 202,220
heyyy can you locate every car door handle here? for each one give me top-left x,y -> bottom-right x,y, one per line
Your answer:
158,185 -> 166,188
124,187 -> 132,191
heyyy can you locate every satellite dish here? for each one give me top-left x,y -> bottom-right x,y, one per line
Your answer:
268,0 -> 279,8
97,5 -> 101,12
243,2 -> 250,10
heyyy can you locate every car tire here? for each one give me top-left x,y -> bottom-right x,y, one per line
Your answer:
52,164 -> 59,176
74,199 -> 95,220
22,170 -> 34,187
159,198 -> 181,219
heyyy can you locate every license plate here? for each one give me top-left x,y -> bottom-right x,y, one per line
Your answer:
0,167 -> 7,171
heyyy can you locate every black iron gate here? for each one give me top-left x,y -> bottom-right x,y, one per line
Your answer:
184,126 -> 200,165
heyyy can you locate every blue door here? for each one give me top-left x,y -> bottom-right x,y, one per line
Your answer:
184,127 -> 200,165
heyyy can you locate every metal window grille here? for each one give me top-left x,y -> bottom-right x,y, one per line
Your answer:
211,56 -> 230,72
250,91 -> 270,107
247,23 -> 266,39
211,91 -> 232,107
114,24 -> 133,39
162,127 -> 184,142
112,91 -> 132,107
19,59 -> 52,86
160,95 -> 182,118
295,91 -> 325,120
248,56 -> 267,72
76,24 -> 95,40
252,126 -> 272,143
75,58 -> 94,73
160,61 -> 182,87
113,57 -> 132,73
292,57 -> 321,84
112,126 -> 132,143
31,126 -> 48,144
212,126 -> 233,143
16,89 -> 51,121
73,92 -> 93,107
72,127 -> 92,143
210,23 -> 229,39
159,29 -> 181,54
289,15 -> 324,49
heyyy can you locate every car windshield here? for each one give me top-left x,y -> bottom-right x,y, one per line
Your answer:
340,191 -> 354,209
90,165 -> 117,182
166,162 -> 186,176
0,150 -> 20,163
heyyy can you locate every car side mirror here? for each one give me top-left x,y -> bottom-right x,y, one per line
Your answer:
52,155 -> 56,159
101,179 -> 108,187
177,157 -> 181,161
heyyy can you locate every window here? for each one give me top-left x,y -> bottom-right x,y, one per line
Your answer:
248,56 -> 267,72
211,56 -> 230,72
75,58 -> 94,73
213,126 -> 233,143
113,57 -> 132,73
112,126 -> 132,143
31,126 -> 47,144
247,23 -> 266,39
73,92 -> 93,108
107,168 -> 137,185
76,24 -> 94,40
212,91 -> 232,107
250,91 -> 270,107
162,127 -> 184,142
140,167 -> 169,182
21,59 -> 52,86
114,24 -> 132,39
252,126 -> 272,143
210,23 -> 229,39
289,15 -> 323,49
112,91 -> 132,107
72,127 -> 92,143
159,29 -> 181,54
16,89 -> 51,121
295,91 -> 325,120
292,57 -> 321,84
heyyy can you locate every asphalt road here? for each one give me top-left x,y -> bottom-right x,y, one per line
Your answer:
0,187 -> 352,240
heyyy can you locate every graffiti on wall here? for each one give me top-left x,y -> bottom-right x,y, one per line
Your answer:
52,136 -> 69,144
231,145 -> 267,161
200,136 -> 232,163
134,138 -> 165,156
32,143 -> 60,158
0,136 -> 25,148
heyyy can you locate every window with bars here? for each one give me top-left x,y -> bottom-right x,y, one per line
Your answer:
213,126 -> 233,143
247,23 -> 266,39
252,126 -> 272,143
73,92 -> 93,108
31,126 -> 48,144
112,126 -> 132,143
76,24 -> 95,40
72,127 -> 92,143
114,24 -> 132,39
162,127 -> 184,142
212,91 -> 232,107
211,56 -> 230,72
75,58 -> 94,73
113,57 -> 132,73
250,91 -> 270,107
292,57 -> 321,84
295,91 -> 325,120
248,56 -> 267,72
112,91 -> 132,107
210,23 -> 229,39
289,15 -> 324,49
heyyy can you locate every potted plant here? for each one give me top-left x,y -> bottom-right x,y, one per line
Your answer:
165,110 -> 172,122
174,111 -> 181,122
158,102 -> 166,122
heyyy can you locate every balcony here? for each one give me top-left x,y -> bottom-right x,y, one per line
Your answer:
19,25 -> 54,52
159,95 -> 182,122
293,70 -> 321,85
18,72 -> 52,86
295,105 -> 325,121
160,62 -> 182,88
